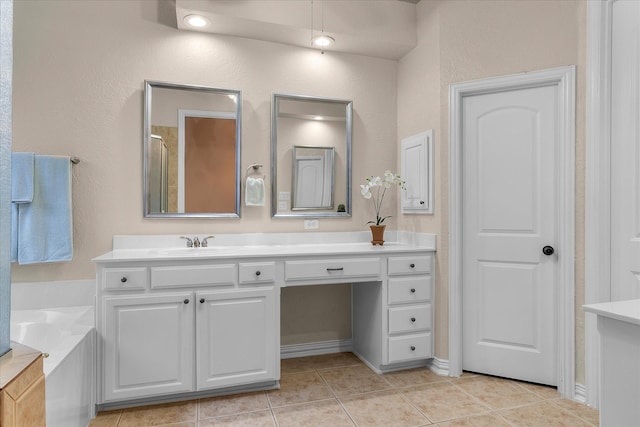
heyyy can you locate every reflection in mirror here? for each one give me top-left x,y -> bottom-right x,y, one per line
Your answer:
144,81 -> 241,218
272,94 -> 352,218
292,146 -> 334,210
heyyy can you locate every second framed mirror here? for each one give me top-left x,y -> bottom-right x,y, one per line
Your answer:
271,94 -> 352,218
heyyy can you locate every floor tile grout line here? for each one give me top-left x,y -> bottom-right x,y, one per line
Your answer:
448,377 -> 519,413
395,389 -> 436,425
546,398 -> 600,426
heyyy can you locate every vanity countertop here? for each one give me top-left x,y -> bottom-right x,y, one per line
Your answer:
583,299 -> 640,326
92,231 -> 436,263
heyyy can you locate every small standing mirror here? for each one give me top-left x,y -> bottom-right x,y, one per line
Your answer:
272,94 -> 352,218
144,81 -> 242,218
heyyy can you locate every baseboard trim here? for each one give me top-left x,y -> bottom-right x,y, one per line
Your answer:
280,339 -> 353,359
428,357 -> 450,377
574,382 -> 587,404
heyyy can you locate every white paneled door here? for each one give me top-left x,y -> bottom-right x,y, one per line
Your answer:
611,0 -> 640,302
461,85 -> 558,386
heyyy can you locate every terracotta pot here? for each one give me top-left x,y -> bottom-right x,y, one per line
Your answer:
369,224 -> 386,246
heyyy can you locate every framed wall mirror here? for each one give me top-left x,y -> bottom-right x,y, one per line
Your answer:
271,94 -> 352,218
144,81 -> 242,218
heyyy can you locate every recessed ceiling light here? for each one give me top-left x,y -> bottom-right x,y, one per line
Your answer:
311,35 -> 335,48
183,14 -> 210,28
313,116 -> 324,120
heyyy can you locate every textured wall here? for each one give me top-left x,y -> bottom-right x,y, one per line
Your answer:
11,0 -> 398,282
11,0 -> 398,346
397,0 -> 586,382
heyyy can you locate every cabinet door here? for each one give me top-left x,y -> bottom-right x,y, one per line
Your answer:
196,288 -> 277,390
401,130 -> 433,214
103,293 -> 194,402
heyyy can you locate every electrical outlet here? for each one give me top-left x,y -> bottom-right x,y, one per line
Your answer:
304,219 -> 319,229
278,201 -> 288,210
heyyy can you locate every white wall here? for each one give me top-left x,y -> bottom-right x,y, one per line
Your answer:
11,0 -> 398,281
12,0 -> 399,345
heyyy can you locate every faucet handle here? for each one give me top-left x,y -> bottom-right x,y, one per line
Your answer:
180,236 -> 193,248
202,236 -> 215,247
193,237 -> 201,248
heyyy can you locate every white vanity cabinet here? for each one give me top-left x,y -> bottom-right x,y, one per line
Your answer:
103,292 -> 195,402
95,260 -> 278,407
353,253 -> 434,372
94,232 -> 436,409
386,255 -> 433,364
196,288 -> 277,390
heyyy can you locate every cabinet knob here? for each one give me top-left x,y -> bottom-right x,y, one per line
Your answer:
411,317 -> 416,323
183,299 -> 189,304
410,263 -> 415,268
410,288 -> 416,294
200,298 -> 205,304
255,271 -> 261,276
121,277 -> 127,283
410,346 -> 416,351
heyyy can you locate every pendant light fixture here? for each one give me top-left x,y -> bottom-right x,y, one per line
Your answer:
310,0 -> 334,54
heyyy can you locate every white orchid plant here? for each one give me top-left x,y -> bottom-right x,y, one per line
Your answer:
360,170 -> 406,226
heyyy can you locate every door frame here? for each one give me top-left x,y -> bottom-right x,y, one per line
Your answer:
448,66 -> 576,398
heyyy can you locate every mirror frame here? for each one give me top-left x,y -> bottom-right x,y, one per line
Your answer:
143,80 -> 242,218
271,93 -> 352,218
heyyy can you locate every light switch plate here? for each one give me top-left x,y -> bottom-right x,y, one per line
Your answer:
278,191 -> 290,201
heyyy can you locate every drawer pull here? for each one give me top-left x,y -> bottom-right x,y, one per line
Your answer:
410,288 -> 416,294
411,317 -> 416,323
183,299 -> 189,304
255,270 -> 261,276
410,346 -> 416,351
410,263 -> 415,268
200,298 -> 205,304
326,267 -> 344,272
121,277 -> 127,283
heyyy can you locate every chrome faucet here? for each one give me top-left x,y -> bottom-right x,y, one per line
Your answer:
181,235 -> 214,248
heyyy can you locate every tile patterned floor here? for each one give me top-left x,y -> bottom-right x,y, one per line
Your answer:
89,352 -> 599,427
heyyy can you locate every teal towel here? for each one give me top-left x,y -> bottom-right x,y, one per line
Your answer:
11,152 -> 34,203
13,155 -> 73,264
11,152 -> 35,262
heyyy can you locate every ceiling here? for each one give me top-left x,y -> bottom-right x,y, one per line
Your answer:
174,0 -> 419,60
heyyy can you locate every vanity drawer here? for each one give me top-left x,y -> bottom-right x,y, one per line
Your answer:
388,333 -> 432,363
388,276 -> 431,305
239,262 -> 276,285
151,264 -> 236,289
285,257 -> 381,282
103,267 -> 147,291
388,304 -> 432,334
388,255 -> 432,276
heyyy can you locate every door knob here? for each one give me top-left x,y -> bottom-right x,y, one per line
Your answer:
542,246 -> 555,256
